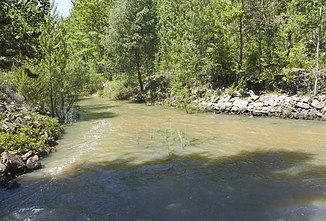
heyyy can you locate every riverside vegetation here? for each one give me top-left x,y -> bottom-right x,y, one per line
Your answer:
0,1 -> 325,187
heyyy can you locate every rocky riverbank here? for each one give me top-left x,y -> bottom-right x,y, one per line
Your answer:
192,92 -> 326,121
0,101 -> 62,189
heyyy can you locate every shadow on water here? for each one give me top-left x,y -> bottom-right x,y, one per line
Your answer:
3,150 -> 326,220
78,104 -> 119,121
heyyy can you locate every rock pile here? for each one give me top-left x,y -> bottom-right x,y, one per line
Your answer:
196,94 -> 326,120
0,100 -> 60,189
0,151 -> 42,189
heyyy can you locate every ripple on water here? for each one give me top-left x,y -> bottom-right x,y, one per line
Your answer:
3,99 -> 326,220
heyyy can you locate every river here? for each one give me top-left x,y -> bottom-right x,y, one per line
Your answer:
2,97 -> 326,220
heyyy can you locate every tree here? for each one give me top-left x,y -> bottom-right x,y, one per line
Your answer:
36,15 -> 90,121
101,0 -> 158,93
314,0 -> 324,95
0,0 -> 50,72
0,0 -> 50,103
67,0 -> 112,81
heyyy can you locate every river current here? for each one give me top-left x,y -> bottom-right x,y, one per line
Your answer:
2,97 -> 326,220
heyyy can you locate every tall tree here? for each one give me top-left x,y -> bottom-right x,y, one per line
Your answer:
0,0 -> 50,102
0,0 -> 50,72
101,0 -> 158,93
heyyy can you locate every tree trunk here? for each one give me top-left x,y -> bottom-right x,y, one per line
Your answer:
314,0 -> 323,95
261,0 -> 271,64
49,54 -> 55,117
135,48 -> 144,93
239,0 -> 244,71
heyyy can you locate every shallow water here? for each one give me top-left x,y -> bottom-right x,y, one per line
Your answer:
2,98 -> 326,220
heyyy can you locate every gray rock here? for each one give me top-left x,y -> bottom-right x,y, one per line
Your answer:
322,106 -> 326,113
22,151 -> 33,161
224,102 -> 233,109
231,106 -> 239,113
1,151 -> 25,173
250,95 -> 260,102
233,99 -> 249,109
311,100 -> 324,109
223,95 -> 231,102
258,96 -> 270,103
319,95 -> 326,102
316,112 -> 324,118
210,96 -> 219,103
284,96 -> 292,103
295,111 -> 308,120
253,102 -> 264,108
301,96 -> 310,103
0,162 -> 6,173
292,96 -> 300,102
296,102 -> 310,109
26,155 -> 41,170
247,103 -> 254,111
252,111 -> 262,116
266,97 -> 274,107
262,106 -> 271,114
277,96 -> 286,102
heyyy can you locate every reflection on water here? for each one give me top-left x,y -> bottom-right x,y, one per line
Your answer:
2,98 -> 326,220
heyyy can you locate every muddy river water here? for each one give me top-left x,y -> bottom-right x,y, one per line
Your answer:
2,97 -> 326,220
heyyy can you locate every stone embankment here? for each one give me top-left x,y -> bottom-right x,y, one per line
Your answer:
0,101 -> 61,189
195,93 -> 326,120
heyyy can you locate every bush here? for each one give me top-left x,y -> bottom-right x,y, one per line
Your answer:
0,111 -> 63,155
102,80 -> 135,100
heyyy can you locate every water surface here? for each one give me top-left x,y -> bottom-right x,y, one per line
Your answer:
2,98 -> 326,220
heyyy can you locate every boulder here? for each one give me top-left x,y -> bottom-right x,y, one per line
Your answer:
277,96 -> 286,103
252,111 -> 262,116
231,106 -> 239,113
233,99 -> 249,111
22,150 -> 33,161
295,111 -> 308,120
262,106 -> 271,114
1,151 -> 25,173
301,97 -> 310,103
0,162 -> 6,173
311,99 -> 324,110
292,96 -> 300,102
296,102 -> 310,109
26,155 -> 41,170
224,102 -> 233,109
322,106 -> 326,114
250,95 -> 260,102
253,102 -> 264,109
316,112 -> 324,118
320,95 -> 326,102
267,97 -> 276,107
223,95 -> 231,102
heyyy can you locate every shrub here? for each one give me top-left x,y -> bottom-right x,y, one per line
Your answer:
102,80 -> 135,100
0,111 -> 63,155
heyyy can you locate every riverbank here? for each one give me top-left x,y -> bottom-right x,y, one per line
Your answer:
189,92 -> 326,121
0,101 -> 63,189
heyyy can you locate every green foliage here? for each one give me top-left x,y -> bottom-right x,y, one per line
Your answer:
0,0 -> 50,71
101,0 -> 158,92
102,80 -> 135,100
2,0 -> 326,118
0,112 -> 62,154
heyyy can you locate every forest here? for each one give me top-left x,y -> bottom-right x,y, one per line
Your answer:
0,0 -> 325,121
